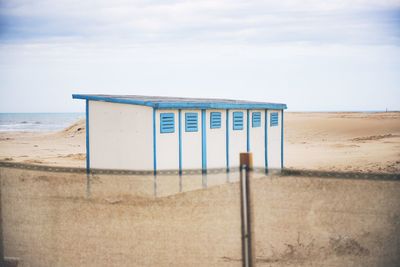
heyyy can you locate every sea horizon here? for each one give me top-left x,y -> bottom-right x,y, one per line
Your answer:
0,112 -> 85,132
1,110 -> 398,133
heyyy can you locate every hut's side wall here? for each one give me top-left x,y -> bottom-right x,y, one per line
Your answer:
87,101 -> 283,172
206,109 -> 226,169
228,109 -> 248,169
267,109 -> 282,169
249,109 -> 265,168
89,101 -> 153,170
155,109 -> 179,170
181,109 -> 202,170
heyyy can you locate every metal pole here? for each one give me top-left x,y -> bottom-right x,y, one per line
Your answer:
240,153 -> 254,267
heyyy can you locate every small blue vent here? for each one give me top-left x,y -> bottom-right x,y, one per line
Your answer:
185,112 -> 198,132
270,112 -> 279,127
233,112 -> 244,130
210,112 -> 221,129
160,113 -> 175,133
252,112 -> 261,128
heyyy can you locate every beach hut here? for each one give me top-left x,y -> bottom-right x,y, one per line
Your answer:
72,94 -> 287,174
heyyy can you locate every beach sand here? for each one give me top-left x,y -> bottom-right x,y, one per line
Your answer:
0,112 -> 399,266
1,112 -> 400,172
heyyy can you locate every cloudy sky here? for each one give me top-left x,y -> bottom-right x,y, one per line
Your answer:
0,0 -> 399,112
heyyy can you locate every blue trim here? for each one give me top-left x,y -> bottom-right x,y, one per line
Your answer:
73,94 -> 153,107
157,102 -> 287,110
85,100 -> 90,174
246,110 -> 250,152
153,108 -> 157,175
281,110 -> 284,169
72,94 -> 287,110
264,110 -> 268,172
226,110 -> 230,172
178,109 -> 182,175
201,110 -> 207,173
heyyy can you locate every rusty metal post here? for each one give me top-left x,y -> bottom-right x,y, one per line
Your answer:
240,152 -> 254,267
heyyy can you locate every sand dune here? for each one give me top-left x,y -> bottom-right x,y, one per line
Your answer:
284,112 -> 400,173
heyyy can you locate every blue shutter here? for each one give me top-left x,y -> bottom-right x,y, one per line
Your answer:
233,112 -> 244,130
210,112 -> 221,129
270,112 -> 279,127
252,112 -> 261,128
160,113 -> 175,133
185,112 -> 198,132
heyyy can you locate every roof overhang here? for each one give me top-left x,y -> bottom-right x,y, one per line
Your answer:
72,94 -> 287,110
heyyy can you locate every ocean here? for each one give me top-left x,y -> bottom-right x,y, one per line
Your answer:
0,113 -> 85,132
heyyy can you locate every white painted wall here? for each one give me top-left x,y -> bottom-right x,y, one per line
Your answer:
156,109 -> 179,170
249,110 -> 265,168
206,110 -> 226,169
89,101 -> 153,170
89,101 -> 283,172
267,109 -> 282,169
181,110 -> 202,170
228,109 -> 248,168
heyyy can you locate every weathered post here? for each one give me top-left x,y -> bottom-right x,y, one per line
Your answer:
239,152 -> 254,267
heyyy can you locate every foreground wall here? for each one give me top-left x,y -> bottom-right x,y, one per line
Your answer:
2,168 -> 399,267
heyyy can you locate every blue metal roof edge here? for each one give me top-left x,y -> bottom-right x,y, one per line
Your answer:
154,102 -> 287,110
72,94 -> 287,110
72,94 -> 155,107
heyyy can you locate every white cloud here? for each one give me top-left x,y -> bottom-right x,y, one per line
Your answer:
1,0 -> 399,45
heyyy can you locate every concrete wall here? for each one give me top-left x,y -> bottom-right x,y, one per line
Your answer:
267,109 -> 282,169
89,101 -> 153,170
206,110 -> 226,169
155,109 -> 179,170
181,110 -> 202,170
249,110 -> 265,168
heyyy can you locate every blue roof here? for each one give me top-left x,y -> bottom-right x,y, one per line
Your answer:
72,94 -> 287,110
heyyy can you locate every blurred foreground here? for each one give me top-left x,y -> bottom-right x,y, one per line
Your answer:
1,168 -> 399,266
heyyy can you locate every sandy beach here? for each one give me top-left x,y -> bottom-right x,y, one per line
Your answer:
1,112 -> 399,172
0,112 -> 399,267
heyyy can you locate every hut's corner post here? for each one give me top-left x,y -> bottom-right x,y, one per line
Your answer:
201,109 -> 207,175
85,100 -> 91,198
152,108 -> 157,197
264,109 -> 268,174
85,99 -> 90,174
281,109 -> 284,169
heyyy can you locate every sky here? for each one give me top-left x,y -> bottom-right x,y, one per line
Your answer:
0,0 -> 399,112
